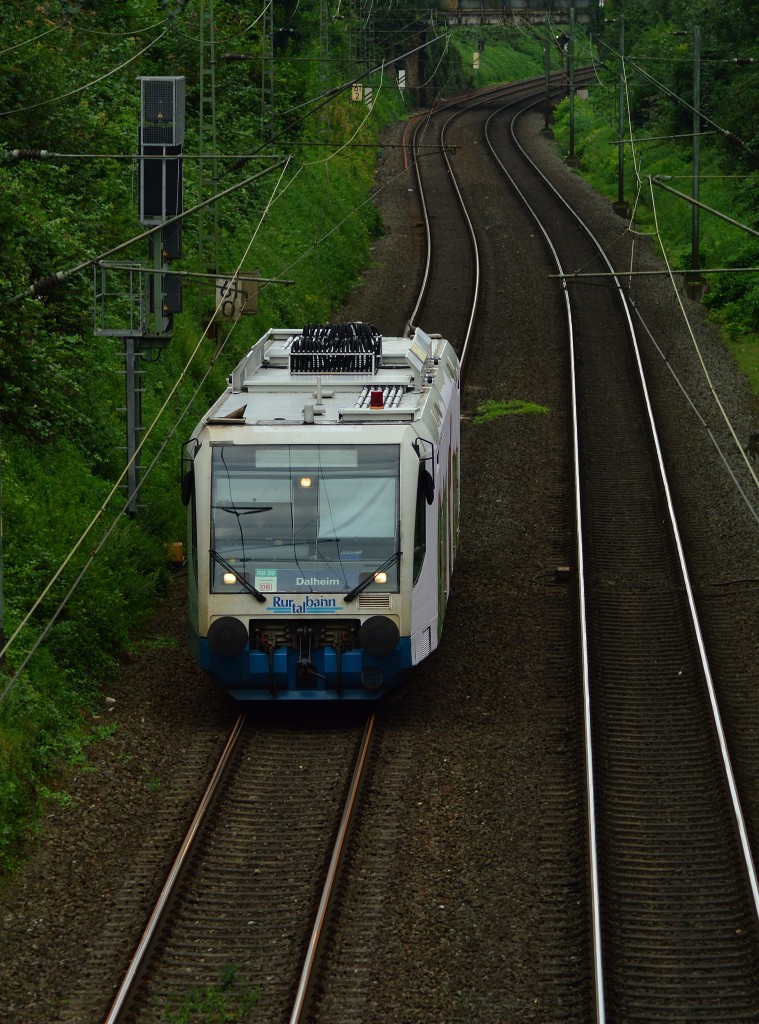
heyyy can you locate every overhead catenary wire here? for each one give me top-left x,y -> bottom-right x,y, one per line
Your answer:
0,22 -> 635,688
175,0 -> 272,45
1,142 -> 448,162
0,158 -> 293,700
0,3 -> 175,58
599,39 -> 750,153
9,28 -> 448,305
218,29 -> 450,179
629,300 -> 759,528
576,35 -> 759,505
0,27 -> 448,674
0,123 -> 428,683
70,16 -> 171,37
0,161 -> 289,664
0,22 -> 64,55
646,179 -> 759,496
301,65 -> 386,167
10,161 -> 285,304
0,28 -> 169,118
527,27 -> 758,518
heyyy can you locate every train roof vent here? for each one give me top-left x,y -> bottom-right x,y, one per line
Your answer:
289,322 -> 382,375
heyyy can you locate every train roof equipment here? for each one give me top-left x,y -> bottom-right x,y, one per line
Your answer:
202,322 -> 458,428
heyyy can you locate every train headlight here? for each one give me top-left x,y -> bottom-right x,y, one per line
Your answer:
223,572 -> 238,585
359,615 -> 400,657
208,616 -> 249,657
373,571 -> 388,585
299,476 -> 312,488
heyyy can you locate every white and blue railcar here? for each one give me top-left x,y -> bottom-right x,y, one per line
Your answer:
183,322 -> 460,701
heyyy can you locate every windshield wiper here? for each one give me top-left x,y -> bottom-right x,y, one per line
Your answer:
210,549 -> 267,602
344,550 -> 402,604
214,505 -> 273,516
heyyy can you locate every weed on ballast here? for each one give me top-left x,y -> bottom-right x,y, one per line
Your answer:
473,399 -> 550,424
162,966 -> 260,1024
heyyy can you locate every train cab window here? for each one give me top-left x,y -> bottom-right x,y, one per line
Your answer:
210,444 -> 400,593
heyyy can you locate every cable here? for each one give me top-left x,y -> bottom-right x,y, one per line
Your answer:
646,177 -> 759,495
410,30 -> 451,92
66,16 -> 169,37
629,298 -> 759,528
532,41 -> 758,515
218,30 -> 450,180
608,42 -> 751,154
622,50 -> 647,220
561,27 -> 758,499
8,33 -> 448,306
1,150 -> 289,163
0,23 -> 64,55
302,66 -> 385,167
0,24 -> 452,677
266,147 -> 420,290
11,161 -> 284,303
0,159 -> 294,699
0,29 -> 168,118
0,160 -> 288,668
175,0 -> 272,45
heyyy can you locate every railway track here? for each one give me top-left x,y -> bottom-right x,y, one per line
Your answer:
405,73 -> 579,353
402,70 -> 759,1017
22,74 -> 755,1024
483,94 -> 759,1016
94,82 -> 499,1024
102,712 -> 376,1023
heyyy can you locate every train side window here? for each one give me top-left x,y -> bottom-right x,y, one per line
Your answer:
189,488 -> 198,583
413,464 -> 427,584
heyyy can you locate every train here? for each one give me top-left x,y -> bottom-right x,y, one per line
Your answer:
182,322 -> 460,701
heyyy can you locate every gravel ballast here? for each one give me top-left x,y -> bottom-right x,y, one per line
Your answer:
1,98 -> 757,1023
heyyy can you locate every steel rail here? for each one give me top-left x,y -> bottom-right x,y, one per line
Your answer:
481,98 -> 604,1024
405,106 -> 481,366
404,73 -> 590,369
438,112 -> 481,367
506,96 -> 759,927
403,78 -> 529,348
405,113 -> 434,337
289,712 -> 377,1024
486,90 -> 759,1019
102,713 -> 247,1024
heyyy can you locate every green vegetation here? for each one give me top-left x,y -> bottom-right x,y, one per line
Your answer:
450,23 -> 555,89
1,0 -> 758,873
0,2 -> 547,870
552,0 -> 759,393
473,399 -> 550,423
162,965 -> 259,1024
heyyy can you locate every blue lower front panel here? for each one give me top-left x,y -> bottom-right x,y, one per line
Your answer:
197,635 -> 412,701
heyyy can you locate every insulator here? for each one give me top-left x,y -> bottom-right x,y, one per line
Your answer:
5,149 -> 50,161
33,272 -> 67,296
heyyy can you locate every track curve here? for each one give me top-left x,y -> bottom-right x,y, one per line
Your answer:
486,94 -> 759,1020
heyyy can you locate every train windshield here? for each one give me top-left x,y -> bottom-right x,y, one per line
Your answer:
210,444 -> 400,594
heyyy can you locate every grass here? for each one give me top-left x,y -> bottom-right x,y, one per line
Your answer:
0,81 -> 410,873
551,94 -> 759,396
449,24 -> 560,91
473,399 -> 551,423
162,966 -> 259,1024
0,26 -> 591,873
